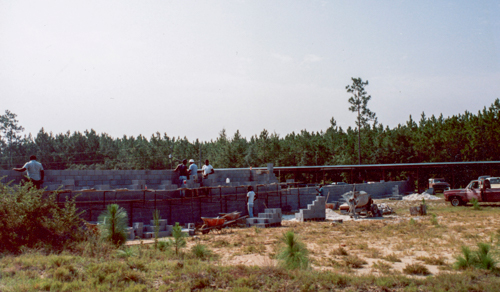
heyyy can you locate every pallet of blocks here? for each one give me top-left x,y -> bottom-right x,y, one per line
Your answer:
295,196 -> 326,222
246,208 -> 282,228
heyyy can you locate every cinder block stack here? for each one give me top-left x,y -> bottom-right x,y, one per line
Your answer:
295,196 -> 326,222
129,180 -> 146,190
62,179 -> 75,190
95,184 -> 111,190
141,219 -> 172,239
158,180 -> 177,190
246,208 -> 282,228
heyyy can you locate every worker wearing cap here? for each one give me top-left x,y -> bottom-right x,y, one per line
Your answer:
188,159 -> 198,181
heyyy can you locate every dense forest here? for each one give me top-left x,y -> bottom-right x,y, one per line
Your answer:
1,99 -> 499,184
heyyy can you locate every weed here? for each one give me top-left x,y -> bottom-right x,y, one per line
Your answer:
330,247 -> 349,256
416,255 -> 446,266
403,263 -> 431,275
213,239 -> 231,248
372,260 -> 392,274
254,226 -> 262,234
191,244 -> 213,260
367,248 -> 381,258
116,247 -> 136,258
343,255 -> 367,269
409,218 -> 416,225
382,253 -> 401,262
158,240 -> 171,252
430,213 -> 439,226
277,231 -> 309,270
153,209 -> 161,250
98,204 -> 129,246
470,198 -> 482,210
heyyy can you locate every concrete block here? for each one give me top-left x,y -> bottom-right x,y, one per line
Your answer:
62,179 -> 75,185
96,185 -> 111,190
133,222 -> 144,237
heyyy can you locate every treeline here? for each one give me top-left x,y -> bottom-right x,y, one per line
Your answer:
1,99 -> 499,175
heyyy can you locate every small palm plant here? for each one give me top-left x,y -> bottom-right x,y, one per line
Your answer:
277,231 -> 309,270
169,222 -> 186,256
98,204 -> 129,246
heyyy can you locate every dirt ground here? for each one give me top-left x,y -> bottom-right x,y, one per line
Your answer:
128,198 -> 500,276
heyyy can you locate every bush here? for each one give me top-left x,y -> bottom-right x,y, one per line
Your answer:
0,180 -> 85,254
277,231 -> 309,270
98,204 -> 129,246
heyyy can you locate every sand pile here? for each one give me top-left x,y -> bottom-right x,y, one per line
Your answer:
402,192 -> 441,201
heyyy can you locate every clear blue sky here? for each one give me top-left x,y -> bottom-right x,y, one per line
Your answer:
1,1 -> 499,142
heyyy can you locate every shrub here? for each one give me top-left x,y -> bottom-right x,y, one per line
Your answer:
277,231 -> 309,270
0,180 -> 85,254
98,204 -> 129,246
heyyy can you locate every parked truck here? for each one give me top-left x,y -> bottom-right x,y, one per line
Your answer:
428,178 -> 450,193
444,179 -> 500,206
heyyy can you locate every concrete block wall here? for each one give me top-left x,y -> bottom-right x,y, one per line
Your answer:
0,168 -> 278,191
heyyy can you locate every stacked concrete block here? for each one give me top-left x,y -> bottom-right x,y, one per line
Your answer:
129,180 -> 146,190
62,179 -> 75,190
246,208 -> 282,228
133,222 -> 144,239
158,180 -> 178,190
181,223 -> 195,236
140,219 -> 172,239
127,227 -> 135,240
295,196 -> 326,222
95,184 -> 111,190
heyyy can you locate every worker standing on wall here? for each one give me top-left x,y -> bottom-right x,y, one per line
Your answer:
174,159 -> 189,188
201,159 -> 215,179
13,155 -> 44,189
188,159 -> 198,181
